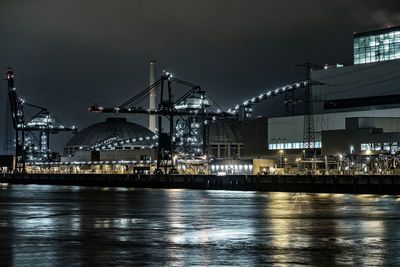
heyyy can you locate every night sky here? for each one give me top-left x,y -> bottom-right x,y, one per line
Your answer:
1,0 -> 400,153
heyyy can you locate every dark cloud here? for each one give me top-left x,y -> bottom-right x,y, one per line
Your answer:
0,0 -> 399,152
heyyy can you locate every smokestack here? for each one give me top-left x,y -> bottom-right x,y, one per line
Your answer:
149,60 -> 156,132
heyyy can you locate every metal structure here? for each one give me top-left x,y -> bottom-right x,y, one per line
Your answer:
227,80 -> 310,118
86,77 -> 315,172
6,67 -> 77,172
3,63 -> 327,174
297,63 -> 319,158
149,60 -> 157,132
80,134 -> 158,152
3,87 -> 14,155
7,67 -> 25,171
284,89 -> 295,116
89,72 -> 234,174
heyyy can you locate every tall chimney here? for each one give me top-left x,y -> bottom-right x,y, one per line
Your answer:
149,60 -> 156,132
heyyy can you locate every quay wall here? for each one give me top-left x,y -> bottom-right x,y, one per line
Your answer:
1,173 -> 400,195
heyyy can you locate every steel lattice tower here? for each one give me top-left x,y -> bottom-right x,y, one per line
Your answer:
298,63 -> 318,158
284,89 -> 295,116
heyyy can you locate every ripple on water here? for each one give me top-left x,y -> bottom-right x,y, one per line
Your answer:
0,185 -> 399,266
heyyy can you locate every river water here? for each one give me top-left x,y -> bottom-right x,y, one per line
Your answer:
0,184 -> 400,266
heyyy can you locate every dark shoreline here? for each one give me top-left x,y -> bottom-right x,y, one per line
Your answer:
2,173 -> 400,195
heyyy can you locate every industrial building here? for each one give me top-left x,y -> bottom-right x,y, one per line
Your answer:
59,117 -> 157,174
353,26 -> 400,65
265,26 -> 400,157
208,119 -> 243,159
59,25 -> 400,175
322,117 -> 400,156
199,26 -> 400,174
233,26 -> 400,174
4,26 -> 400,175
64,117 -> 155,155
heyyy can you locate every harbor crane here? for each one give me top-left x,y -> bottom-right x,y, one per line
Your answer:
6,67 -> 77,172
89,72 -> 235,174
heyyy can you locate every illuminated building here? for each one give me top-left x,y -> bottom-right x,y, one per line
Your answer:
239,26 -> 400,170
64,118 -> 154,155
354,26 -> 400,65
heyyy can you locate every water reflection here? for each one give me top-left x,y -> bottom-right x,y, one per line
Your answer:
0,185 -> 399,266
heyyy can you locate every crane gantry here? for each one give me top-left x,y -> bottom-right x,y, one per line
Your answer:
6,67 -> 77,172
89,72 -> 235,173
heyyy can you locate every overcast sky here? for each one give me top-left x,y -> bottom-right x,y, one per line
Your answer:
1,0 -> 400,153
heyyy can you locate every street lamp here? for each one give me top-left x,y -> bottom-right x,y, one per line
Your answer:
284,158 -> 288,173
296,158 -> 301,173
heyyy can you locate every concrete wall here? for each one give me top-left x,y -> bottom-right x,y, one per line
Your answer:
312,59 -> 400,113
268,108 -> 400,144
243,117 -> 268,156
357,117 -> 400,133
322,129 -> 371,155
5,173 -> 400,195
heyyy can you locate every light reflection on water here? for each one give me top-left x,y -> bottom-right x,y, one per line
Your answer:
0,185 -> 399,266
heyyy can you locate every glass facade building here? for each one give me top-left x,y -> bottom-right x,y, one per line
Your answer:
354,26 -> 400,65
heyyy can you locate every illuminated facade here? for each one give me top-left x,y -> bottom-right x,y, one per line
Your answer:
354,26 -> 400,64
268,142 -> 321,150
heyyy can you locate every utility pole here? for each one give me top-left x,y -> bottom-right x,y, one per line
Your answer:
297,63 -> 319,159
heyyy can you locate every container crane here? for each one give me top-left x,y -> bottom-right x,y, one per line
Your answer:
6,67 -> 77,172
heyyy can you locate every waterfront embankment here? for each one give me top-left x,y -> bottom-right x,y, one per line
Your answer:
2,173 -> 400,195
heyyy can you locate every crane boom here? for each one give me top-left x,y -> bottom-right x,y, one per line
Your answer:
5,67 -> 77,171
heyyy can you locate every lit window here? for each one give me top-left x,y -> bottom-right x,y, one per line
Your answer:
361,144 -> 371,151
354,28 -> 400,64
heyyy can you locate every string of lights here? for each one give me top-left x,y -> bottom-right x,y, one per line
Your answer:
29,159 -> 155,166
76,134 -> 159,152
227,80 -> 309,117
